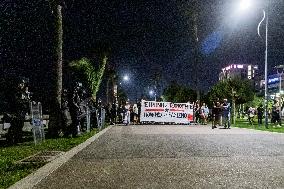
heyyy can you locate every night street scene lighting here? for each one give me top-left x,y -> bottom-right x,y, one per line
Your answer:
1,0 -> 284,188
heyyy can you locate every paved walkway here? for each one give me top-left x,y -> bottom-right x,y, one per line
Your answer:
17,125 -> 284,188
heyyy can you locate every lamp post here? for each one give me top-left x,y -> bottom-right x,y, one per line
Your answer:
114,74 -> 130,123
263,10 -> 269,128
239,0 -> 269,128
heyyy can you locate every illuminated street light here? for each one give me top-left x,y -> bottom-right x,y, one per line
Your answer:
149,90 -> 156,101
239,0 -> 251,11
123,75 -> 129,81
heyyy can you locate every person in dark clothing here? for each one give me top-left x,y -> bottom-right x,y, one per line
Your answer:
271,106 -> 281,126
212,101 -> 221,129
137,100 -> 141,124
5,79 -> 31,144
68,82 -> 83,137
110,103 -> 116,124
257,104 -> 264,126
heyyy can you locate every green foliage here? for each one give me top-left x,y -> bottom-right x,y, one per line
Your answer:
235,118 -> 284,133
0,129 -> 98,189
209,78 -> 254,104
163,82 -> 197,103
245,95 -> 263,107
70,57 -> 108,99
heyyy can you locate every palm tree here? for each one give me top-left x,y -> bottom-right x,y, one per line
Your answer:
70,56 -> 108,101
48,0 -> 64,137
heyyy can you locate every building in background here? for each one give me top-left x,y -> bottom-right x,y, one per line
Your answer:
219,64 -> 258,81
255,65 -> 284,100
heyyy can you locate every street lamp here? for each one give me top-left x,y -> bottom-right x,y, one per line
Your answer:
237,0 -> 269,128
123,75 -> 129,82
149,90 -> 156,101
114,74 -> 131,123
239,0 -> 251,11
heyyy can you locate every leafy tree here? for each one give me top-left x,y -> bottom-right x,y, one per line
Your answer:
163,82 -> 197,103
70,57 -> 108,100
209,78 -> 254,105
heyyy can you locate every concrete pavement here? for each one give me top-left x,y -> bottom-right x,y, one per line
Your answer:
14,125 -> 284,189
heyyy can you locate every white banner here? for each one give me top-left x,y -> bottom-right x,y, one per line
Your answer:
140,101 -> 194,124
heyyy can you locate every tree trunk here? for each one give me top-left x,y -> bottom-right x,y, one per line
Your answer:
48,4 -> 63,137
106,78 -> 110,105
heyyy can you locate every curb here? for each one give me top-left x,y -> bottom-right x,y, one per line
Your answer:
8,125 -> 114,189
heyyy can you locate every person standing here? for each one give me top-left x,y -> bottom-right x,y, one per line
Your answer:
257,104 -> 264,127
200,103 -> 207,125
212,100 -> 221,129
6,79 -> 31,144
248,107 -> 255,125
204,104 -> 209,124
222,99 -> 231,129
68,82 -> 82,137
133,104 -> 139,125
124,104 -> 131,126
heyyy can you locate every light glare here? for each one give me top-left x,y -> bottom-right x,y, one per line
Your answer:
239,0 -> 251,11
123,75 -> 129,81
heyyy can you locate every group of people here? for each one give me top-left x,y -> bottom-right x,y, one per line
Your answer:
105,101 -> 142,126
193,102 -> 210,125
118,103 -> 141,125
247,103 -> 281,127
212,98 -> 231,129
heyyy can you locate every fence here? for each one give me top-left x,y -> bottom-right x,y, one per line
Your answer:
30,101 -> 45,144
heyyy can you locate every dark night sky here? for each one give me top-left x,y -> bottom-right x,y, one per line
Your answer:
1,0 -> 284,103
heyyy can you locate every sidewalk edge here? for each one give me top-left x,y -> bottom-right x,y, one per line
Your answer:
8,125 -> 114,189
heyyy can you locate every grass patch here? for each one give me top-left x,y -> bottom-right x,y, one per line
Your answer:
0,129 -> 99,189
234,118 -> 284,133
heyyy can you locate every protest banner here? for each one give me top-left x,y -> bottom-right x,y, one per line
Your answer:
140,100 -> 194,124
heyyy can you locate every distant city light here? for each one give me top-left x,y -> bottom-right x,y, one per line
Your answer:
268,77 -> 279,84
237,65 -> 244,69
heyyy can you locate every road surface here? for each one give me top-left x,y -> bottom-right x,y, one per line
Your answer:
33,125 -> 284,189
